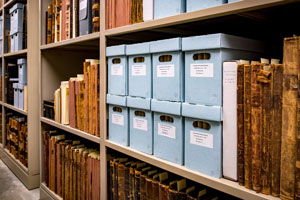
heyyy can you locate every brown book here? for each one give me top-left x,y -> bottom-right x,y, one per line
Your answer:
95,153 -> 101,200
243,64 -> 252,189
152,174 -> 160,199
84,61 -> 91,133
94,64 -> 100,137
118,161 -> 126,199
130,0 -> 137,24
60,140 -> 71,199
76,148 -> 84,200
69,78 -> 76,128
237,64 -> 245,186
73,0 -> 79,38
140,167 -> 153,200
88,153 -> 93,200
134,163 -> 147,199
75,80 -> 81,130
128,162 -> 138,200
65,0 -> 71,39
90,65 -> 95,135
56,141 -> 63,196
92,0 -> 100,32
271,64 -> 283,197
61,0 -> 66,41
281,37 -> 299,200
186,186 -> 207,200
145,170 -> 158,200
136,0 -> 143,23
55,0 -> 61,42
72,147 -> 77,200
168,179 -> 187,200
51,0 -> 56,43
81,150 -> 89,200
296,38 -> 300,200
42,130 -> 51,187
64,144 -> 71,200
47,3 -> 53,44
158,172 -> 170,200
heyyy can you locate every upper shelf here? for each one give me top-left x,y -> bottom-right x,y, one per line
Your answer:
3,49 -> 27,58
3,103 -> 28,116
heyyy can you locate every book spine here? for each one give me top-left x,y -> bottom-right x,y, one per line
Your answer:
90,66 -> 94,135
56,142 -> 62,196
92,0 -> 100,32
69,80 -> 76,128
96,64 -> 100,137
159,184 -> 169,200
271,64 -> 283,197
296,37 -> 300,200
244,64 -> 252,189
75,81 -> 80,129
43,131 -> 49,187
65,146 -> 70,200
47,4 -> 53,44
88,155 -> 93,200
140,175 -> 147,200
61,143 -> 66,199
137,0 -> 143,23
134,170 -> 141,199
118,164 -> 126,199
237,64 -> 245,185
77,151 -> 82,200
281,37 -> 298,200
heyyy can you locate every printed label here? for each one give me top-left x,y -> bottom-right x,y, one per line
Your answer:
80,0 -> 87,10
133,118 -> 148,131
112,114 -> 124,126
223,69 -> 237,84
157,64 -> 175,77
190,130 -> 213,148
111,65 -> 123,76
132,64 -> 146,76
158,123 -> 176,139
190,63 -> 214,77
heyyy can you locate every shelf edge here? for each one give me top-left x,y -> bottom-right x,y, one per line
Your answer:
3,103 -> 28,115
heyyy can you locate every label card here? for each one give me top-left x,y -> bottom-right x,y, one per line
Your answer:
158,123 -> 176,139
157,64 -> 175,77
190,63 -> 214,77
111,65 -> 123,76
132,64 -> 146,76
112,114 -> 124,126
80,0 -> 87,10
190,130 -> 213,148
133,118 -> 148,131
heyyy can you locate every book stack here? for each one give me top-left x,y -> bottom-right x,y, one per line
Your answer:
46,0 -> 100,44
5,113 -> 28,167
108,156 -> 239,200
42,130 -> 100,199
53,59 -> 100,137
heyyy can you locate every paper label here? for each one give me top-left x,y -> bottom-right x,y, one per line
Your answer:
133,118 -> 148,131
158,123 -> 176,139
190,130 -> 213,148
111,65 -> 123,76
223,69 -> 237,84
157,64 -> 175,77
80,0 -> 87,10
190,63 -> 214,77
132,64 -> 146,76
112,114 -> 124,126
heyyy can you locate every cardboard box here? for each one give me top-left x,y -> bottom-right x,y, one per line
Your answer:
10,32 -> 23,52
186,0 -> 226,12
18,83 -> 25,110
9,3 -> 24,35
154,0 -> 186,19
17,58 -> 27,84
13,83 -> 19,108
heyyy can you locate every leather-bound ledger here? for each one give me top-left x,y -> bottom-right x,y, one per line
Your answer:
92,0 -> 100,32
76,148 -> 84,200
296,37 -> 300,200
138,166 -> 151,200
55,0 -> 61,42
75,79 -> 81,129
95,64 -> 100,137
158,172 -> 170,200
145,170 -> 158,200
281,37 -> 299,200
69,77 -> 77,128
64,144 -> 71,200
168,179 -> 188,200
42,131 -> 50,186
61,140 -> 72,199
118,161 -> 126,199
237,64 -> 245,186
271,64 -> 283,197
129,162 -> 138,200
152,173 -> 160,199
56,141 -> 63,196
81,150 -> 89,200
88,153 -> 93,200
90,65 -> 95,135
134,163 -> 147,199
84,61 -> 91,133
61,0 -> 66,41
243,64 -> 252,189
47,3 -> 53,44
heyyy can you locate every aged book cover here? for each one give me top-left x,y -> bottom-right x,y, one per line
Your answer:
281,37 -> 298,200
118,161 -> 126,199
61,81 -> 70,125
92,0 -> 100,32
47,3 -> 53,44
272,64 -> 283,197
54,88 -> 61,123
61,0 -> 66,41
296,37 -> 300,200
84,61 -> 91,133
69,77 -> 77,128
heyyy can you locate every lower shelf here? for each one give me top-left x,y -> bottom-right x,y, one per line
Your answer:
0,147 -> 39,189
40,183 -> 63,200
105,140 -> 279,200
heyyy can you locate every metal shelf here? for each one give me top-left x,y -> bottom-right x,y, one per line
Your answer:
40,117 -> 101,144
3,49 -> 27,58
40,183 -> 63,200
3,103 -> 28,115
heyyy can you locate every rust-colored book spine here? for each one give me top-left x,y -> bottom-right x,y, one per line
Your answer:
88,154 -> 93,200
92,0 -> 100,32
296,37 -> 300,200
42,131 -> 49,187
95,64 -> 100,137
65,145 -> 71,200
243,64 -> 252,189
118,163 -> 126,199
72,149 -> 77,200
136,0 -> 143,23
159,183 -> 169,200
83,62 -> 90,133
90,65 -> 95,135
77,150 -> 82,200
237,64 -> 245,186
79,80 -> 85,132
56,142 -> 62,196
75,80 -> 81,130
251,63 -> 263,192
47,4 -> 53,44
281,37 -> 299,200
69,79 -> 76,128
271,64 -> 283,197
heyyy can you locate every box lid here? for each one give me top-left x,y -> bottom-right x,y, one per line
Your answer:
127,96 -> 151,110
126,42 -> 150,55
182,103 -> 222,122
106,45 -> 126,57
107,94 -> 127,106
151,99 -> 181,115
17,58 -> 26,65
9,3 -> 24,14
13,83 -> 19,89
9,78 -> 19,82
150,38 -> 182,53
182,33 -> 266,53
18,83 -> 25,90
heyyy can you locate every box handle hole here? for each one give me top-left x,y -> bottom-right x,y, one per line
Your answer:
159,55 -> 172,62
113,107 -> 122,113
134,57 -> 145,63
160,115 -> 174,123
193,53 -> 211,60
135,110 -> 145,117
193,121 -> 211,130
112,58 -> 121,64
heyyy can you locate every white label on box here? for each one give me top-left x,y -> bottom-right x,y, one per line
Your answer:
132,64 -> 146,76
80,0 -> 87,10
157,64 -> 175,77
112,114 -> 124,126
158,123 -> 176,139
190,63 -> 214,77
111,65 -> 123,76
190,130 -> 213,148
133,118 -> 148,131
223,68 -> 237,84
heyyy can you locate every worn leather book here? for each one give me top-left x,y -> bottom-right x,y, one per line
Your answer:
124,161 -> 133,199
76,148 -> 85,200
81,150 -> 90,200
75,79 -> 81,130
61,140 -> 72,199
47,3 -> 53,44
72,0 -> 79,38
64,144 -> 72,200
281,37 -> 299,200
83,61 -> 91,133
158,172 -> 170,200
152,173 -> 160,199
56,141 -> 63,196
118,161 -> 126,199
42,130 -> 50,186
186,186 -> 207,200
92,0 -> 100,32
244,64 -> 252,189
69,77 -> 77,128
145,170 -> 158,200
130,0 -> 137,24
129,162 -> 138,200
296,37 -> 300,200
55,0 -> 61,42
169,179 -> 187,200
237,64 -> 245,186
140,169 -> 156,200
61,0 -> 66,41
65,0 -> 71,39
90,65 -> 95,135
51,134 -> 65,193
95,64 -> 99,137
134,163 -> 147,199
138,166 -> 151,200
88,153 -> 93,200
271,64 -> 283,197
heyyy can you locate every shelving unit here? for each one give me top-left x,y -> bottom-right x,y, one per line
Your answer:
3,102 -> 27,115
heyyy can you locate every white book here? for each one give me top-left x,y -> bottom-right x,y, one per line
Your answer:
222,61 -> 238,181
61,81 -> 69,125
54,88 -> 61,123
143,0 -> 154,21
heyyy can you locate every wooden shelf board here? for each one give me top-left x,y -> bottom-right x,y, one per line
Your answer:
3,103 -> 28,115
40,117 -> 101,144
105,0 -> 293,37
105,140 -> 279,200
2,147 -> 28,172
40,183 -> 63,200
40,32 -> 100,50
3,49 -> 27,58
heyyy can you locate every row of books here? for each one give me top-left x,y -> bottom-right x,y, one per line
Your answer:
108,156 -> 239,200
42,130 -> 100,200
53,59 -> 100,136
6,113 -> 28,167
45,0 -> 100,44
